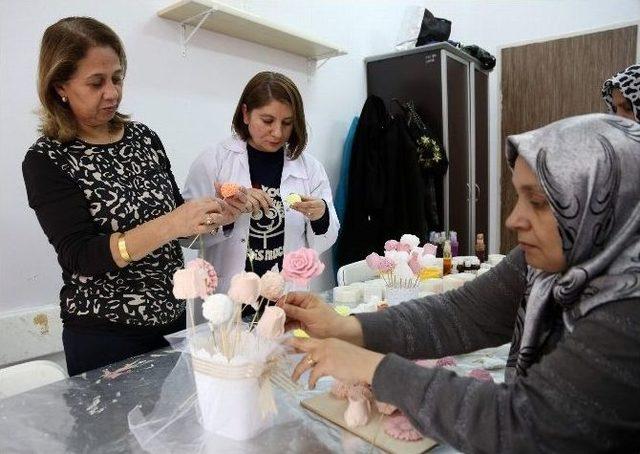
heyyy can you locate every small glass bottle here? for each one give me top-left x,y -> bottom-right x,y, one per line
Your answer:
443,240 -> 452,275
450,231 -> 459,257
475,233 -> 486,263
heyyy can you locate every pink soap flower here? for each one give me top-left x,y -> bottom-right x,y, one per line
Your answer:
408,252 -> 421,275
376,257 -> 396,273
415,359 -> 438,368
384,414 -> 423,441
172,268 -> 208,300
396,243 -> 412,253
186,258 -> 218,296
384,240 -> 399,251
365,252 -> 381,270
468,368 -> 494,382
259,271 -> 285,301
281,247 -> 325,286
435,356 -> 457,368
228,272 -> 261,309
422,243 -> 438,256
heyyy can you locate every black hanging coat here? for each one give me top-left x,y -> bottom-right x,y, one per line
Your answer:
336,96 -> 427,267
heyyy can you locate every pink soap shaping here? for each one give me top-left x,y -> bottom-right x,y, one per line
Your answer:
415,359 -> 438,368
468,368 -> 494,382
435,356 -> 457,367
259,271 -> 285,301
172,268 -> 208,299
408,252 -> 421,275
331,380 -> 351,400
255,306 -> 286,339
375,401 -> 397,415
384,240 -> 399,251
365,252 -> 381,270
384,414 -> 423,441
344,396 -> 371,428
422,243 -> 438,256
186,258 -> 217,295
228,272 -> 261,308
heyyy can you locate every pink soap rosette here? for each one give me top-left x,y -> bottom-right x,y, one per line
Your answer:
365,252 -> 381,270
376,257 -> 396,273
186,258 -> 218,296
227,272 -> 261,309
281,247 -> 324,286
384,240 -> 399,251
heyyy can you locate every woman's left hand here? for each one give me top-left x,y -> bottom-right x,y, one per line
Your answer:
288,337 -> 384,389
291,196 -> 326,221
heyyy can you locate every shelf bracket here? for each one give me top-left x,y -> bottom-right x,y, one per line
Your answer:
180,8 -> 215,57
306,51 -> 341,77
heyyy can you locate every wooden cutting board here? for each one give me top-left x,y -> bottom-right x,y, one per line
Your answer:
301,393 -> 437,454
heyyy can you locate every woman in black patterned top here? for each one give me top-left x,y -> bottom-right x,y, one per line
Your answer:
22,17 -> 240,376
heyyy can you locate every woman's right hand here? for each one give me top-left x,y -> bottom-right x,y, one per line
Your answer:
167,197 -> 226,238
277,292 -> 364,345
245,188 -> 274,215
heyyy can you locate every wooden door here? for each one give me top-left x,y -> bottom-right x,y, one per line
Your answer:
500,25 -> 637,252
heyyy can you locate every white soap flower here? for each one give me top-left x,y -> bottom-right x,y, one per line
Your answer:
202,294 -> 235,326
385,250 -> 410,264
394,261 -> 415,279
400,234 -> 420,249
418,253 -> 438,267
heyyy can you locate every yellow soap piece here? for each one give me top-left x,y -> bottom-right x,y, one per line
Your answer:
419,267 -> 442,280
285,193 -> 302,205
334,305 -> 351,317
293,329 -> 310,338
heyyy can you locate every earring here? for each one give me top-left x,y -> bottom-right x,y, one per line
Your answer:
61,96 -> 67,103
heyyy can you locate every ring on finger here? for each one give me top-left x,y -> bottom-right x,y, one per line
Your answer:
204,214 -> 214,225
306,355 -> 317,367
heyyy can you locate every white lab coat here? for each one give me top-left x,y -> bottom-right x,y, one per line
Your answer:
182,137 -> 339,292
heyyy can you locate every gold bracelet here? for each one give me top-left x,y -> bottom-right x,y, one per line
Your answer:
117,233 -> 132,263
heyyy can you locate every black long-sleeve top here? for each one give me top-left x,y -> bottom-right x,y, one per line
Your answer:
355,247 -> 640,453
22,122 -> 185,331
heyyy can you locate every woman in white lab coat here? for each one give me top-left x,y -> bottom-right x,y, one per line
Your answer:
183,72 -> 339,294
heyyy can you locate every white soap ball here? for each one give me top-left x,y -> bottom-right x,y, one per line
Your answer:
202,294 -> 235,326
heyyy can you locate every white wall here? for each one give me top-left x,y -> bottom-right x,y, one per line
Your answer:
2,0 -> 639,315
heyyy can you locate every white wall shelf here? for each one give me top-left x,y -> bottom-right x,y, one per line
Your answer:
158,0 -> 348,61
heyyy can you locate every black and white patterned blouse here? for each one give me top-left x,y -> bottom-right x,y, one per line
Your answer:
23,122 -> 185,329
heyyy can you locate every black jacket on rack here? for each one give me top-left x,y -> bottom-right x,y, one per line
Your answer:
336,96 -> 427,267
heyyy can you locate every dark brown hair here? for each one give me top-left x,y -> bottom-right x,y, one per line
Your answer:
37,17 -> 129,142
232,71 -> 307,159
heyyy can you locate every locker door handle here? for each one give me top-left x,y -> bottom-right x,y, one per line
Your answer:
475,184 -> 480,202
466,183 -> 470,202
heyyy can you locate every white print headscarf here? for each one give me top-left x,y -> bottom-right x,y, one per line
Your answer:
602,64 -> 640,122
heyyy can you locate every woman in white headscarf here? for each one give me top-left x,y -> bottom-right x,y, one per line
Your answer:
602,63 -> 640,122
281,113 -> 640,453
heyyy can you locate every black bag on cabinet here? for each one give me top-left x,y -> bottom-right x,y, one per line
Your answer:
461,44 -> 496,71
415,9 -> 451,47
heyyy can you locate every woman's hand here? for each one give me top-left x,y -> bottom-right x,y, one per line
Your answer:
167,197 -> 226,238
244,188 -> 274,215
288,337 -> 384,389
277,292 -> 364,345
214,183 -> 247,225
291,196 -> 325,221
